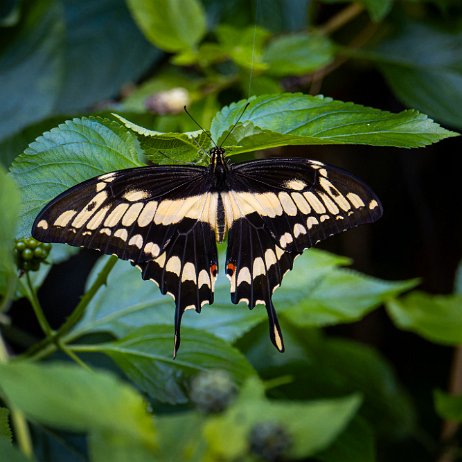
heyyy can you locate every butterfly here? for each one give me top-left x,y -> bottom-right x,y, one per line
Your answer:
32,144 -> 382,357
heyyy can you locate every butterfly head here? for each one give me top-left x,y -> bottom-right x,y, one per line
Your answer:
210,146 -> 227,171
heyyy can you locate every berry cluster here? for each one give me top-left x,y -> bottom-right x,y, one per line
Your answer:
249,421 -> 292,461
189,369 -> 237,414
14,237 -> 51,272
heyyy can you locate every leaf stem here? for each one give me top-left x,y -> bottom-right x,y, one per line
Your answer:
24,271 -> 54,337
59,342 -> 92,372
319,2 -> 365,36
0,334 -> 33,458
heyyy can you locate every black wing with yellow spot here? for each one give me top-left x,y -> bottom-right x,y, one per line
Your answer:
32,165 -> 219,357
224,158 -> 383,352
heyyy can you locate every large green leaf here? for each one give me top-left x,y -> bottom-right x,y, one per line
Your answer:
245,328 -> 415,440
210,94 -> 457,153
126,0 -> 206,52
0,0 -> 157,141
54,0 -> 159,113
9,117 -> 144,237
0,408 -> 11,441
0,0 -> 65,140
0,167 -> 20,301
263,33 -> 334,76
204,378 -> 361,460
386,292 -> 462,345
69,250 -> 349,343
371,19 -> 462,128
281,268 -> 417,327
0,362 -> 156,447
91,325 -> 256,404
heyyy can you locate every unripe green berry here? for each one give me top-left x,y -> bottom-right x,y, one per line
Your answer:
15,240 -> 26,251
25,237 -> 40,249
21,248 -> 34,261
33,247 -> 47,259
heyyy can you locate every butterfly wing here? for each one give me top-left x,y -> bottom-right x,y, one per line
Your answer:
32,165 -> 219,356
224,158 -> 383,351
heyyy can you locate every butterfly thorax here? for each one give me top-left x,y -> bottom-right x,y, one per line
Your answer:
209,146 -> 228,185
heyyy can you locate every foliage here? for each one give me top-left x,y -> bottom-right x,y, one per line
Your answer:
1,0 -> 462,461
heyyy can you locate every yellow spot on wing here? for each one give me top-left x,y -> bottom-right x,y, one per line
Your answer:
37,219 -> 48,230
54,210 -> 77,227
123,190 -> 150,202
122,202 -> 144,226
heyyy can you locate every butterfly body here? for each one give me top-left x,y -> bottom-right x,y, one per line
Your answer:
32,148 -> 382,356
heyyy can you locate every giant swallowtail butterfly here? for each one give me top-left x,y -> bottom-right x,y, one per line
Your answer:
32,144 -> 382,357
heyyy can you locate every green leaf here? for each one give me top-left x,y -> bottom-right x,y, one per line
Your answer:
0,167 -> 20,302
0,362 -> 156,447
54,0 -> 159,113
126,0 -> 206,52
0,408 -> 11,441
154,412 -> 206,462
89,430 -> 157,462
93,325 -> 256,404
204,377 -> 361,460
9,117 -> 144,238
70,249 -> 349,343
434,390 -> 462,422
210,94 -> 457,154
263,33 -> 334,76
0,437 -> 33,462
0,0 -> 65,140
215,24 -> 270,70
113,114 -> 212,164
247,329 -> 415,440
361,0 -> 393,21
371,19 -> 462,128
386,292 -> 462,345
315,417 -> 375,462
281,268 -> 418,327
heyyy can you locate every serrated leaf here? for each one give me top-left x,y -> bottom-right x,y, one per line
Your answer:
204,377 -> 361,460
386,292 -> 462,345
126,0 -> 206,52
0,167 -> 20,302
371,18 -> 462,128
113,114 -> 212,164
0,362 -> 156,447
0,437 -> 33,462
434,390 -> 462,422
263,33 -> 334,76
282,268 -> 418,327
9,117 -> 144,237
69,250 -> 349,343
211,94 -> 457,153
0,408 -> 11,441
93,325 -> 256,404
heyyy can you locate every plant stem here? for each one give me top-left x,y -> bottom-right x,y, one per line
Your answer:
20,255 -> 118,361
24,271 -> 54,337
319,2 -> 365,36
0,334 -> 33,458
59,342 -> 92,372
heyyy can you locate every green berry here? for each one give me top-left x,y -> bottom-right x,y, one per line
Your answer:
40,243 -> 52,253
189,370 -> 237,414
21,261 -> 31,271
15,240 -> 26,251
249,422 -> 292,462
21,248 -> 34,261
30,261 -> 40,272
33,247 -> 47,259
25,237 -> 40,249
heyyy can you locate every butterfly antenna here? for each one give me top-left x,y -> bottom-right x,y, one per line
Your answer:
220,102 -> 250,148
184,106 -> 217,148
